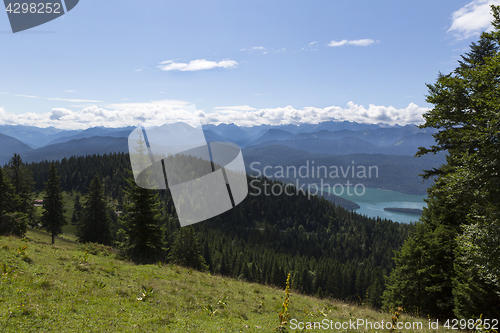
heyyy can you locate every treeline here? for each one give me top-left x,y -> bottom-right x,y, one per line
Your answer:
20,149 -> 412,308
27,153 -> 131,200
383,207 -> 422,215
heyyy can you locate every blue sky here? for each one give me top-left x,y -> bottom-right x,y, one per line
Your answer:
0,0 -> 498,129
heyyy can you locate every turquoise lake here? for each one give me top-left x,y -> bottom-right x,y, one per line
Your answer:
321,187 -> 427,224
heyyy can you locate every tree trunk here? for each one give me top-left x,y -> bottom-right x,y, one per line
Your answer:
52,233 -> 55,245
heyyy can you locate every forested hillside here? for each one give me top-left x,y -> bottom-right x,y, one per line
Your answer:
20,152 -> 412,307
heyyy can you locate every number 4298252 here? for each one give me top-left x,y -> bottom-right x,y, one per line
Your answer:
6,3 -> 61,14
443,318 -> 498,330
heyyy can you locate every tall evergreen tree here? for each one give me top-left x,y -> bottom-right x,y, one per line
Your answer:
168,226 -> 207,271
77,176 -> 112,245
6,154 -> 34,222
0,167 -> 26,236
41,163 -> 66,245
122,175 -> 166,262
382,200 -> 458,318
71,194 -> 83,224
0,167 -> 14,228
384,5 -> 500,318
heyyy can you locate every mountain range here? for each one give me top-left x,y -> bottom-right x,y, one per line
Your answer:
0,121 -> 437,154
0,120 -> 445,211
0,121 -> 440,164
0,121 -> 442,194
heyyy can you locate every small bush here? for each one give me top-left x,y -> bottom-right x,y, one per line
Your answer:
0,213 -> 28,238
81,243 -> 112,257
38,279 -> 53,290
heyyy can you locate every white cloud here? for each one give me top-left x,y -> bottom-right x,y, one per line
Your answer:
158,59 -> 238,72
0,100 -> 202,129
202,102 -> 427,127
0,100 -> 428,130
348,39 -> 376,46
448,0 -> 500,40
15,94 -> 38,98
328,39 -> 376,47
240,46 -> 267,53
329,40 -> 348,47
65,90 -> 76,93
47,97 -> 104,103
212,105 -> 257,112
0,92 -> 7,94
50,109 -> 71,120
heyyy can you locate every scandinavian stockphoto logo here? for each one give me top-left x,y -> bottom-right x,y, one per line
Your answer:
4,0 -> 79,33
127,109 -> 248,227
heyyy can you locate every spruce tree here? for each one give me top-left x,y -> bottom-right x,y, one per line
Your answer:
0,167 -> 26,236
41,163 -> 66,245
384,5 -> 500,318
71,194 -> 83,224
6,154 -> 34,221
77,176 -> 112,245
168,226 -> 208,271
0,167 -> 13,232
122,176 -> 166,262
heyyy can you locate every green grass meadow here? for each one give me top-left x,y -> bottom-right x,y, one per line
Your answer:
0,229 -> 457,332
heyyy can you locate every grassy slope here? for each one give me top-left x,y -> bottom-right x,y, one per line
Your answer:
0,230 -> 454,333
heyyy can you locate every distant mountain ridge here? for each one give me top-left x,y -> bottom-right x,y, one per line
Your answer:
46,126 -> 135,145
22,136 -> 128,164
243,145 -> 446,195
0,133 -> 34,165
0,125 -> 78,149
0,120 -> 440,166
0,135 -> 128,165
245,129 -> 295,147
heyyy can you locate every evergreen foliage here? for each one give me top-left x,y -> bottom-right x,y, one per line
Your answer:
24,152 -> 412,306
0,166 -> 27,237
77,176 -> 112,245
121,175 -> 167,263
27,152 -> 131,199
71,194 -> 83,224
168,226 -> 208,271
5,154 -> 34,222
40,163 -> 66,245
384,5 -> 500,319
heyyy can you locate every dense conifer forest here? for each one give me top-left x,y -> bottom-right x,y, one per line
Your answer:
4,151 -> 412,308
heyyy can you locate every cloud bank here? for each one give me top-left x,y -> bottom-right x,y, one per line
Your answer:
158,59 -> 238,72
0,101 -> 428,130
47,97 -> 104,103
328,39 -> 375,47
199,102 -> 427,127
448,0 -> 500,40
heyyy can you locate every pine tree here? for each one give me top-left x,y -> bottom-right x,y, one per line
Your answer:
0,167 -> 26,236
41,163 -> 66,245
168,226 -> 208,271
77,176 -> 112,245
71,194 -> 83,224
122,176 -> 166,262
382,204 -> 457,318
385,5 -> 500,318
0,167 -> 13,230
5,154 -> 34,223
